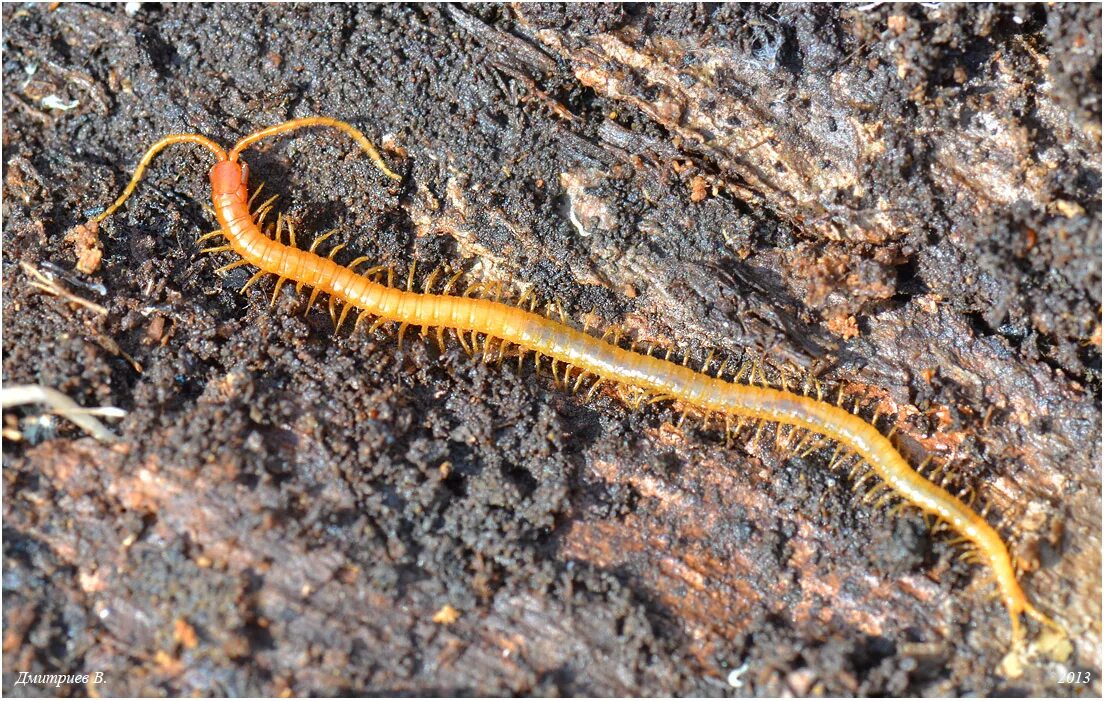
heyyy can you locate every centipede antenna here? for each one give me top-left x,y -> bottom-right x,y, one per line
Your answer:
229,116 -> 401,181
93,133 -> 227,224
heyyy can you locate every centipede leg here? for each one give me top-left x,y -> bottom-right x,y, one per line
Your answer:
271,276 -> 289,306
398,322 -> 409,351
215,259 -> 250,275
287,219 -> 298,249
308,229 -> 337,254
273,212 -> 285,245
335,304 -> 354,336
751,418 -> 766,444
241,270 -> 267,294
368,317 -> 388,335
585,379 -> 605,401
455,328 -> 472,355
327,243 -> 347,263
482,336 -> 498,364
443,269 -> 465,296
872,488 -> 897,509
305,288 -> 323,316
196,229 -> 225,244
354,310 -> 372,334
254,194 -> 279,219
248,182 -> 266,209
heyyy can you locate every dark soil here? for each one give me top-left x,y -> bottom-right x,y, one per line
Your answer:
3,3 -> 1100,697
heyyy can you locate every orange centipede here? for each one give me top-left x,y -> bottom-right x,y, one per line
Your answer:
92,116 -> 1067,659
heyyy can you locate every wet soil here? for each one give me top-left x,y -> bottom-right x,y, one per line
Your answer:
2,3 -> 1101,697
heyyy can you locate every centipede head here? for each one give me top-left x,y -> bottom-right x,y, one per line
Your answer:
210,160 -> 249,200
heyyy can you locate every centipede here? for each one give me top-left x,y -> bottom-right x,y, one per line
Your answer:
91,116 -> 1067,662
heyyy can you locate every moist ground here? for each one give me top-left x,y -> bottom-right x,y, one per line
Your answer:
3,3 -> 1100,696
